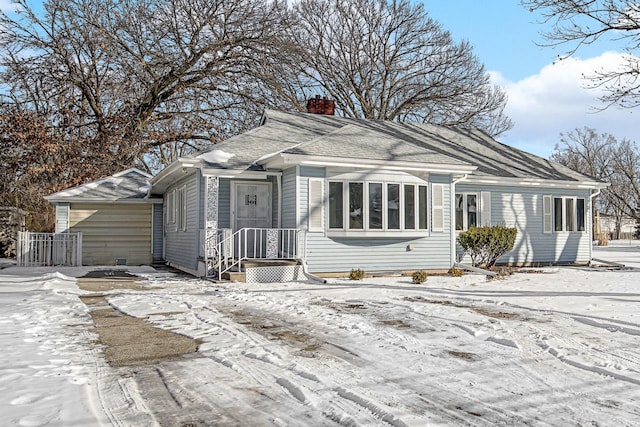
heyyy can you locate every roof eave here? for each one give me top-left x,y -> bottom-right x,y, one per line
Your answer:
465,175 -> 609,190
44,197 -> 162,204
149,158 -> 201,194
261,153 -> 477,175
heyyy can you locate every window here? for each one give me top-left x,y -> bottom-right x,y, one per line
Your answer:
349,182 -> 364,229
167,190 -> 175,224
546,195 -> 586,233
576,198 -> 585,231
418,186 -> 428,230
329,182 -> 343,229
177,185 -> 187,232
455,193 -> 477,231
368,183 -> 383,229
387,183 -> 400,230
404,184 -> 415,230
328,180 -> 430,232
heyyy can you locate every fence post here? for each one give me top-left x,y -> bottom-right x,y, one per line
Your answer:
17,231 -> 24,267
76,232 -> 82,266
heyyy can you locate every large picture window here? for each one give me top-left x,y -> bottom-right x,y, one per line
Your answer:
328,180 -> 429,232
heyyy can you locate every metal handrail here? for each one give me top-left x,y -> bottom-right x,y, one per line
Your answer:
206,227 -> 305,280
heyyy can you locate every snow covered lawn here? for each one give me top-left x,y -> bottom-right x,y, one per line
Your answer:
2,242 -> 640,426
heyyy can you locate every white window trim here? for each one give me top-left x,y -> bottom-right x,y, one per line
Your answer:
550,195 -> 586,233
177,185 -> 187,232
327,179 -> 429,236
455,192 -> 478,231
167,189 -> 176,225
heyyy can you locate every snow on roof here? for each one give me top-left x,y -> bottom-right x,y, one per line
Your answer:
46,168 -> 156,202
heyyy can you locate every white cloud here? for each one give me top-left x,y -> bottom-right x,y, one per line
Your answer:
493,52 -> 638,158
0,0 -> 21,13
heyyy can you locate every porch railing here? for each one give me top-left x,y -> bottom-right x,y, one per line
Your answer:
203,228 -> 305,280
17,231 -> 83,267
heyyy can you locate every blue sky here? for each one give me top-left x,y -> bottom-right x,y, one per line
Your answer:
2,0 -> 637,159
427,0 -> 637,158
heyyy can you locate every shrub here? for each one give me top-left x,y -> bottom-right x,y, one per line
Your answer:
449,267 -> 464,277
349,268 -> 365,280
412,270 -> 427,284
457,225 -> 517,270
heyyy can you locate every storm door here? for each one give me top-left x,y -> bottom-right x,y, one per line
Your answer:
233,182 -> 272,258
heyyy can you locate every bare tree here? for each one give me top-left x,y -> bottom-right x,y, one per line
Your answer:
551,127 -> 640,238
522,0 -> 640,109
285,0 -> 512,136
0,0 -> 291,169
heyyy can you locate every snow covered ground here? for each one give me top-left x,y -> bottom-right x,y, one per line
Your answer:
1,242 -> 640,426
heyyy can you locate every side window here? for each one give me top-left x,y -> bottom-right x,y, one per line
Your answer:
551,196 -> 586,233
455,193 -> 478,231
576,198 -> 585,231
177,185 -> 187,232
467,194 -> 477,229
554,197 -> 563,231
167,190 -> 175,225
418,185 -> 428,230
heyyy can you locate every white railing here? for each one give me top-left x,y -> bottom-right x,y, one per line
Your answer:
17,232 -> 83,267
204,228 -> 305,280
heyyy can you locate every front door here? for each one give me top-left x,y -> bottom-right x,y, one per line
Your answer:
234,182 -> 272,230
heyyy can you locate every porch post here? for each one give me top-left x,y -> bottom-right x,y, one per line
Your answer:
205,175 -> 219,230
204,176 -> 219,269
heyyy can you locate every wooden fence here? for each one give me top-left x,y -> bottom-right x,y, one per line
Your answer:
16,232 -> 82,267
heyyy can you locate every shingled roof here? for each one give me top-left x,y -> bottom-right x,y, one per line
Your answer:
187,109 -> 600,184
46,168 -> 158,203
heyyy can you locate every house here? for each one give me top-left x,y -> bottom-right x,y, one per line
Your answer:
147,101 -> 606,278
46,168 -> 163,266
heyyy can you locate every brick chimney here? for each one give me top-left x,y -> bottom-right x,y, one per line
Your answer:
306,95 -> 335,115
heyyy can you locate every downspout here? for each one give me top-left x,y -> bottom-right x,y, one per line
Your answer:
450,174 -> 469,268
589,188 -> 601,263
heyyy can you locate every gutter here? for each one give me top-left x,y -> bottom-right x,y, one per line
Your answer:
589,188 -> 602,263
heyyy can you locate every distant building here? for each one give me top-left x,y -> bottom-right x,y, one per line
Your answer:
597,212 -> 637,240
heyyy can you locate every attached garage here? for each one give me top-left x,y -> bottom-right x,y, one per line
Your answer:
46,169 -> 163,266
